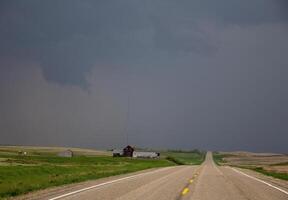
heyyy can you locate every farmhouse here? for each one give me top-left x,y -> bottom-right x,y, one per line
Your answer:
123,145 -> 134,157
112,145 -> 134,157
113,146 -> 160,159
58,149 -> 73,157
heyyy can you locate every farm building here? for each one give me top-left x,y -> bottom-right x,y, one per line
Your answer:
112,146 -> 160,159
112,145 -> 134,157
123,145 -> 134,157
133,151 -> 160,159
58,149 -> 73,157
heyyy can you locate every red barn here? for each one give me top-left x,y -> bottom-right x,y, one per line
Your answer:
123,145 -> 134,157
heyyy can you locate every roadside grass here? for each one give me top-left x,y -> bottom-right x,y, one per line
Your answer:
0,154 -> 174,199
252,167 -> 288,181
212,152 -> 228,165
166,156 -> 185,165
161,150 -> 206,165
232,165 -> 288,181
270,161 -> 288,166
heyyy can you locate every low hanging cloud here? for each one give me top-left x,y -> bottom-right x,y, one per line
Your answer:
0,58 -> 127,149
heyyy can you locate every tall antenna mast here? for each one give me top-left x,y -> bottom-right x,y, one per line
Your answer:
125,91 -> 130,146
124,68 -> 133,146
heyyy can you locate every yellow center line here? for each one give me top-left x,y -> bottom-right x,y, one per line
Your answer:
182,188 -> 190,195
180,170 -> 201,197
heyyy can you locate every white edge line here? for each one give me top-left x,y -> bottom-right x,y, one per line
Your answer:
48,167 -> 170,200
230,167 -> 288,195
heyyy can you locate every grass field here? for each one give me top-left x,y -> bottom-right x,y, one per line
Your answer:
0,146 -> 204,199
0,146 -> 110,157
212,152 -> 228,165
0,146 -> 176,199
161,150 -> 206,165
251,167 -> 288,181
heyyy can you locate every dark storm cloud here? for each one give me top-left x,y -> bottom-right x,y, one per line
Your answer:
0,1 -> 288,152
1,0 -> 287,85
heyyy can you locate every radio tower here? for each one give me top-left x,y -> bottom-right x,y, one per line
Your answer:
125,91 -> 130,146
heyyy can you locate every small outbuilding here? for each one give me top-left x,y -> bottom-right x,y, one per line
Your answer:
58,149 -> 73,158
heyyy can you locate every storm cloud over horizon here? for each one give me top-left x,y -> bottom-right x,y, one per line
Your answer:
1,1 -> 288,152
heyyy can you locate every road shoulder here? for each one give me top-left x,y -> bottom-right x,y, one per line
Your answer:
229,167 -> 288,191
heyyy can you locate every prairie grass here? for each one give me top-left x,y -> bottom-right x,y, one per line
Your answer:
0,153 -> 173,199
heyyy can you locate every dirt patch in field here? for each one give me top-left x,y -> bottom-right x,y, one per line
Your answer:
221,151 -> 288,166
263,166 -> 288,173
0,146 -> 111,157
219,151 -> 288,174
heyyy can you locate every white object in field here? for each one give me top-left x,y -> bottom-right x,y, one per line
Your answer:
133,151 -> 160,158
18,151 -> 27,156
58,149 -> 73,157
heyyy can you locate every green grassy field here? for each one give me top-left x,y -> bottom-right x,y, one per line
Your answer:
230,165 -> 288,181
0,154 -> 174,199
212,152 -> 228,165
0,146 -> 175,199
0,146 -> 205,199
161,150 -> 206,165
252,167 -> 288,181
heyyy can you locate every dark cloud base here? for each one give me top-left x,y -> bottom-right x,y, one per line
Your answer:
0,1 -> 288,152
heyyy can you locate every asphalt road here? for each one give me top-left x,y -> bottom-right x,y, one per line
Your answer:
28,152 -> 288,200
183,152 -> 288,200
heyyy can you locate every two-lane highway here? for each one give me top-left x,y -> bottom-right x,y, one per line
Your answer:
26,152 -> 288,200
184,152 -> 288,200
50,165 -> 198,200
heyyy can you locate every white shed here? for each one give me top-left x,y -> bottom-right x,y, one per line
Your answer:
58,149 -> 73,157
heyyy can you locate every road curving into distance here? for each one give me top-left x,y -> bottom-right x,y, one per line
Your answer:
23,152 -> 288,200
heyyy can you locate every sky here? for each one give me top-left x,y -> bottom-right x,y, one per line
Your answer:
0,0 -> 288,152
